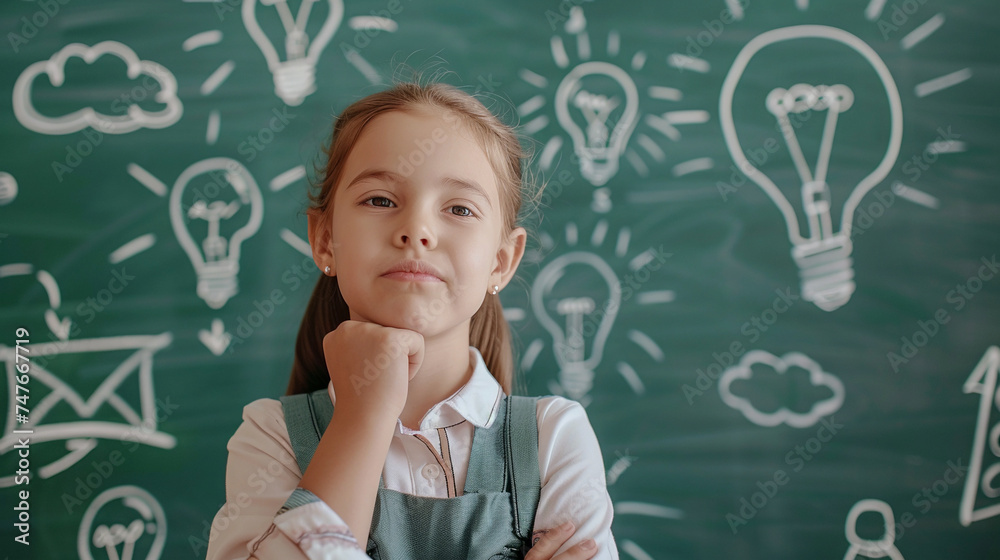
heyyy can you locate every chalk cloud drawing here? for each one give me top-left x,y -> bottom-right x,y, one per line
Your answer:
0,334 -> 175,487
718,349 -> 844,428
518,6 -> 712,213
960,345 -> 1000,526
844,499 -> 904,560
169,158 -> 264,310
13,41 -> 182,135
78,485 -> 166,560
720,25 -> 903,312
243,0 -> 344,106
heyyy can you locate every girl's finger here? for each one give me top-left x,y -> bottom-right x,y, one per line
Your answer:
524,521 -> 574,560
552,539 -> 598,560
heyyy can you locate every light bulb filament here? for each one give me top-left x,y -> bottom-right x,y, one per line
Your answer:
557,297 -> 595,364
767,83 -> 854,241
272,0 -> 318,59
188,200 -> 241,261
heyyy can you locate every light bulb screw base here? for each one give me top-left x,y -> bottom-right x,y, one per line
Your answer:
792,235 -> 855,312
273,59 -> 315,107
196,261 -> 239,310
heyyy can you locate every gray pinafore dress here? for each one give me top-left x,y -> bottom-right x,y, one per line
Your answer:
279,388 -> 541,559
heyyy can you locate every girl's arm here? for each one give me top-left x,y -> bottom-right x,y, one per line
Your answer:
532,397 -> 620,560
297,398 -> 398,547
205,398 -> 372,560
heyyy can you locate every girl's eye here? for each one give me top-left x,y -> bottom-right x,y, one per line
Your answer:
451,205 -> 475,218
363,196 -> 394,208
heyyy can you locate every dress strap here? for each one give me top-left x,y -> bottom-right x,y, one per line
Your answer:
279,389 -> 333,475
506,395 -> 540,543
463,396 -> 508,494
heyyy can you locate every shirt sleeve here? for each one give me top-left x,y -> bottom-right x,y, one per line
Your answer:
205,398 -> 371,560
533,396 -> 620,560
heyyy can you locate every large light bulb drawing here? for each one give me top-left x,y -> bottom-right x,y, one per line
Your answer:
169,158 -> 263,310
242,0 -> 343,106
555,62 -> 640,187
720,26 -> 902,311
532,252 -> 620,405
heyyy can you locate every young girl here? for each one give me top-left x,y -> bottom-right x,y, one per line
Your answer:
206,81 -> 618,559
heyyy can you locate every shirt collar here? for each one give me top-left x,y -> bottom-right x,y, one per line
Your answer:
326,346 -> 503,433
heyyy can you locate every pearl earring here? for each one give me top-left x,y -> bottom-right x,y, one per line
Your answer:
491,285 -> 499,295
324,266 -> 331,275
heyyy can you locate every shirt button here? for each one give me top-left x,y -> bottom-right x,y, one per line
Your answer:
422,464 -> 442,480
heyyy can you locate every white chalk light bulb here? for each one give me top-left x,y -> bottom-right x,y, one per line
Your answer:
169,158 -> 263,309
531,252 -> 620,406
242,0 -> 343,106
720,26 -> 902,311
555,61 -> 639,189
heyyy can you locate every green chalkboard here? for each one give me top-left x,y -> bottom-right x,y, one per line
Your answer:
2,0 -> 999,558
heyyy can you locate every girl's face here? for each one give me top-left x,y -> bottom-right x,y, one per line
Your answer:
313,107 -> 525,336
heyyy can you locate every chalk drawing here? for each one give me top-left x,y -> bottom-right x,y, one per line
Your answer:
720,26 -> 903,312
243,0 -> 343,106
0,334 -> 175,487
960,346 -> 1000,526
844,499 -> 904,559
13,41 -> 181,135
719,349 -> 844,428
78,485 -> 166,560
168,158 -> 263,310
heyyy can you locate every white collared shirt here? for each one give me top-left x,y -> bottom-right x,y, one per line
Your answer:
206,346 -> 619,560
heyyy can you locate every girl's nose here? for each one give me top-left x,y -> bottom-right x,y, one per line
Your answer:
393,207 -> 437,250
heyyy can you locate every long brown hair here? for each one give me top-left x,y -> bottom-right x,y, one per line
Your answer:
286,78 -> 542,397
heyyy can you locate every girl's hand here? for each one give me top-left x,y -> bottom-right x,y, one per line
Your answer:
525,521 -> 598,560
321,319 -> 424,420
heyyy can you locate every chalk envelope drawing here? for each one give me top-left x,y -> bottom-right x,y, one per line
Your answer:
13,41 -> 182,135
78,485 -> 167,560
718,349 -> 844,428
720,26 -> 903,312
960,345 -> 1000,526
844,499 -> 904,560
0,334 -> 175,488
